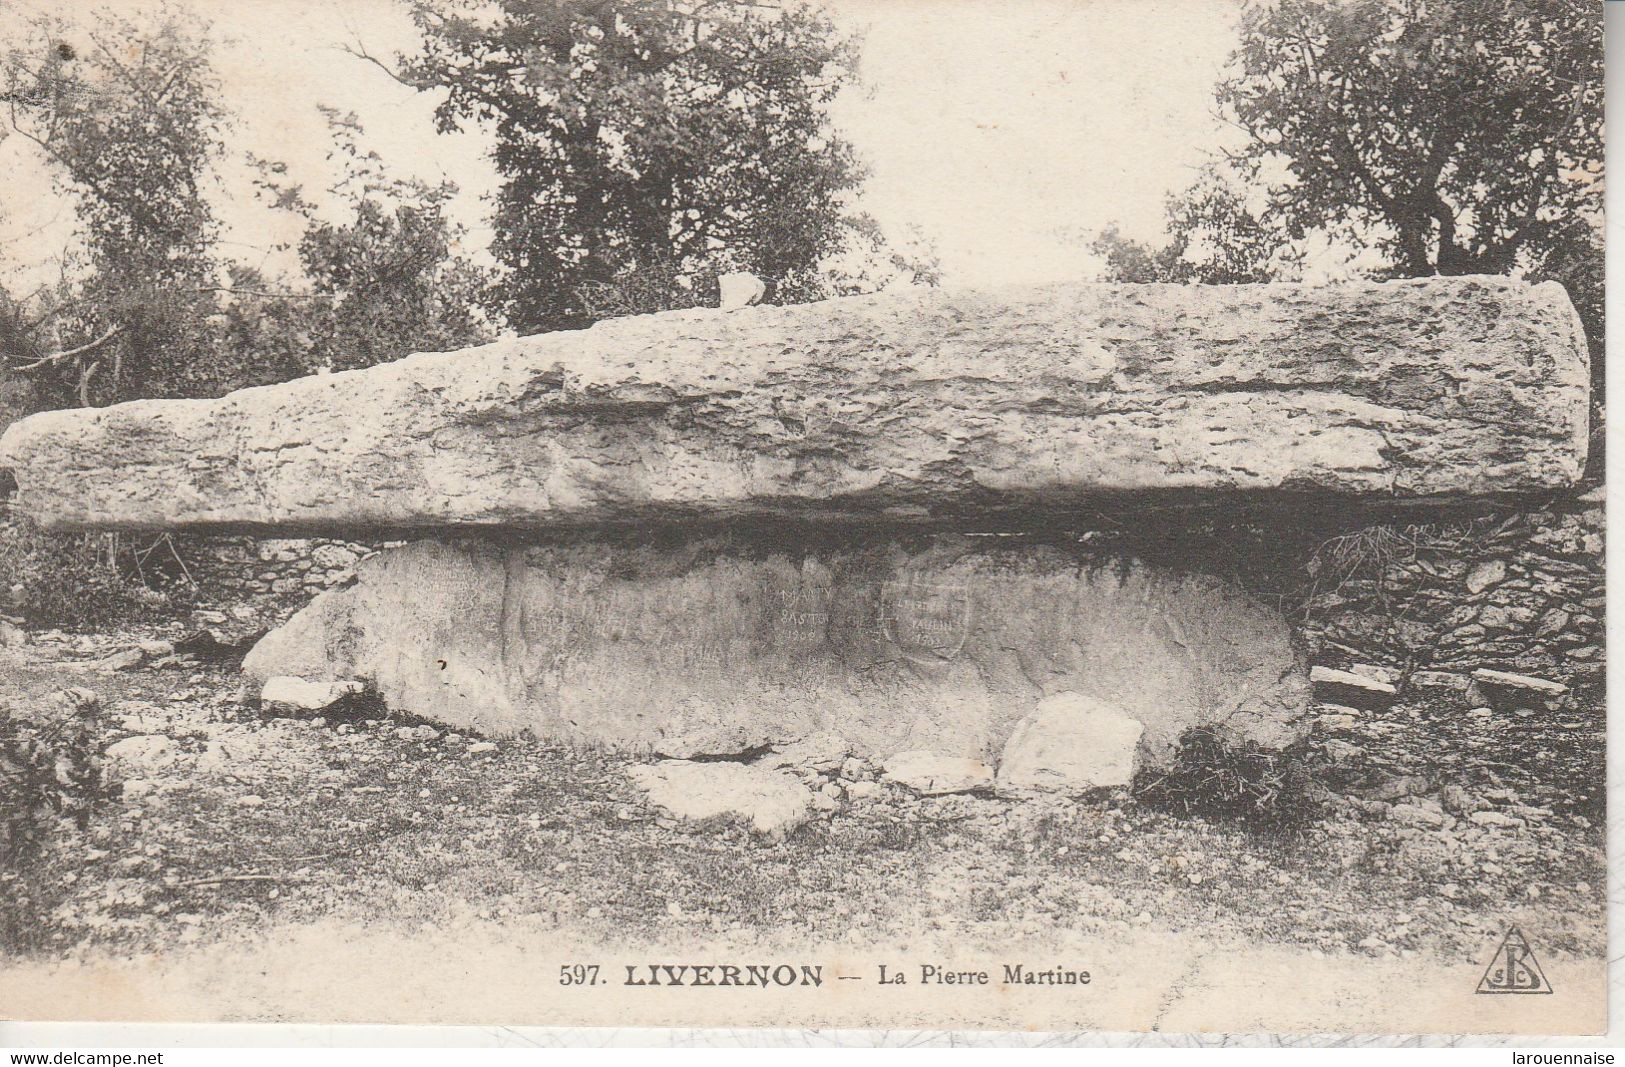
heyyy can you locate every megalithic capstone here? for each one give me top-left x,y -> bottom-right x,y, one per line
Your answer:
0,275 -> 1589,536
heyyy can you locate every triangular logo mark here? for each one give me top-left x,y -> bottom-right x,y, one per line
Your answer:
1476,928 -> 1554,994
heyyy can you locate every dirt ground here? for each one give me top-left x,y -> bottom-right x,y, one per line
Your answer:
0,625 -> 1607,1033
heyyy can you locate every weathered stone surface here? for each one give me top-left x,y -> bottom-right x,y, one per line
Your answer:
0,276 -> 1588,534
1471,668 -> 1567,694
717,271 -> 767,311
996,692 -> 1144,793
881,751 -> 995,795
649,698 -> 772,760
104,735 -> 176,773
195,740 -> 235,776
1348,663 -> 1398,686
626,761 -> 812,835
1407,670 -> 1470,693
89,648 -> 146,673
1310,666 -> 1398,696
1466,560 -> 1508,595
755,733 -> 851,773
1388,802 -> 1448,830
241,534 -> 1309,767
259,676 -> 364,713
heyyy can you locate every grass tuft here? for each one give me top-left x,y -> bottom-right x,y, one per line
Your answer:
1132,727 -> 1327,835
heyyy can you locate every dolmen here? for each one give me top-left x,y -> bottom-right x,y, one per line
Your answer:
0,276 -> 1590,791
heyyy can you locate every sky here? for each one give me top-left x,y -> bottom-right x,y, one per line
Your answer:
0,0 -> 1247,292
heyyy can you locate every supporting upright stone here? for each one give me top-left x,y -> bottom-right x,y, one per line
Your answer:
240,535 -> 1310,771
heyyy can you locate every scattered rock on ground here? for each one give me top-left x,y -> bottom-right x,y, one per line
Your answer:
260,676 -> 364,713
1465,560 -> 1506,595
1471,668 -> 1567,695
195,740 -> 235,775
90,648 -> 146,673
104,735 -> 176,773
120,778 -> 159,800
1366,774 -> 1431,802
1349,663 -> 1399,686
626,760 -> 812,835
997,692 -> 1144,794
14,686 -> 104,728
1317,712 -> 1360,732
1310,666 -> 1398,699
1438,784 -> 1485,817
1408,671 -> 1469,693
1388,803 -> 1448,830
882,751 -> 995,795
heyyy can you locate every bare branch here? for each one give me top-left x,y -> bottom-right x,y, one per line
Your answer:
338,39 -> 415,89
9,323 -> 124,372
190,285 -> 318,301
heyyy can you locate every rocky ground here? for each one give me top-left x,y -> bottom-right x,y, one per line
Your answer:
0,615 -> 1604,988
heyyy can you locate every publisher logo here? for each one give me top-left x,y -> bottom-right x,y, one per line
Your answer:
1476,928 -> 1553,995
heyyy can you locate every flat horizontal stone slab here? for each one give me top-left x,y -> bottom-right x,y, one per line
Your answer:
0,276 -> 1588,534
240,534 -> 1311,768
1309,665 -> 1398,696
1471,668 -> 1568,694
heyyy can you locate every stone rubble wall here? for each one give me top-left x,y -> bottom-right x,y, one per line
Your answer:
181,536 -> 383,603
1303,487 -> 1604,692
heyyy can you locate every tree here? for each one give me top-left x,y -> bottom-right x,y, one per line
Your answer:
1098,1 -> 1600,290
399,0 -> 890,332
0,10 -> 494,407
1218,0 -> 1601,280
254,110 -> 494,372
1090,165 -> 1300,285
0,6 -> 228,405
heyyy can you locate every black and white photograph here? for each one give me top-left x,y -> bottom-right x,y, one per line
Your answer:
0,0 -> 1608,1042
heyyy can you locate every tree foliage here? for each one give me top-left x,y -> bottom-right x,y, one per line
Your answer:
0,11 -> 493,408
1098,0 -> 1601,292
1218,0 -> 1602,279
253,110 -> 493,372
1090,166 -> 1300,285
0,7 -> 227,405
401,0 -> 900,331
